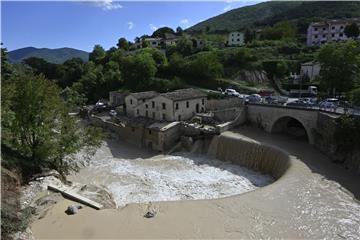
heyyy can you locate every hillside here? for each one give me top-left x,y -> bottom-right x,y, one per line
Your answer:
187,1 -> 360,34
8,47 -> 89,64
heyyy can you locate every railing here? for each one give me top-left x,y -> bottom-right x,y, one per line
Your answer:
247,102 -> 360,116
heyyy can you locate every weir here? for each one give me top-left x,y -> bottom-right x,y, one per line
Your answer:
203,131 -> 291,180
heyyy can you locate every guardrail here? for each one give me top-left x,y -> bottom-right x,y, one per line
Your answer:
246,102 -> 360,116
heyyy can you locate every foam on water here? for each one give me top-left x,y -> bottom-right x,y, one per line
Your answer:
69,141 -> 273,207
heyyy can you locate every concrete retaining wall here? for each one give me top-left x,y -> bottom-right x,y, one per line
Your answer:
206,98 -> 243,111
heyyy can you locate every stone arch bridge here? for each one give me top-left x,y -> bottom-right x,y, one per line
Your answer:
245,104 -> 324,144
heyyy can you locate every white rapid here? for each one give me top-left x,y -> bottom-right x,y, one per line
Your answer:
69,139 -> 273,207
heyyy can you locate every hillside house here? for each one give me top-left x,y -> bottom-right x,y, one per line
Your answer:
306,18 -> 360,46
125,88 -> 207,122
228,31 -> 244,46
300,61 -> 321,81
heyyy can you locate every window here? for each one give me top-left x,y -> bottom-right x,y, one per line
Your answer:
148,130 -> 152,135
178,115 -> 181,121
186,101 -> 189,108
136,109 -> 139,115
332,26 -> 335,30
131,127 -> 135,132
130,99 -> 133,104
340,33 -> 343,37
340,26 -> 344,29
142,99 -> 145,103
152,101 -> 155,108
314,35 -> 318,39
152,112 -> 155,119
322,34 -> 326,38
152,41 -> 157,45
162,103 -> 166,110
332,33 -> 335,37
145,104 -> 148,109
176,103 -> 179,110
162,114 -> 166,120
237,33 -> 240,36
202,98 -> 205,105
145,111 -> 148,117
314,27 -> 318,31
323,27 -> 326,31
237,38 -> 240,41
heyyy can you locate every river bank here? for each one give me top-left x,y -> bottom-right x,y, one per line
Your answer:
31,126 -> 360,239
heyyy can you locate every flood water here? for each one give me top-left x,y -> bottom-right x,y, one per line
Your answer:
69,139 -> 273,207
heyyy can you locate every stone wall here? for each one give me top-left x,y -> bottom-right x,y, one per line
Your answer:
315,113 -> 360,174
206,98 -> 243,111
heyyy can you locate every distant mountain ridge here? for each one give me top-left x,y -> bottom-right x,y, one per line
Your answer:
187,1 -> 360,34
8,47 -> 89,64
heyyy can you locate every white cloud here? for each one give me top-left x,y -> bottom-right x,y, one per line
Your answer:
89,0 -> 123,11
223,4 -> 232,12
180,19 -> 189,24
149,24 -> 158,31
128,21 -> 134,30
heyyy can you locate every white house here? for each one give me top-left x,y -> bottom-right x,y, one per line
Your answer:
300,61 -> 321,81
228,31 -> 244,46
306,18 -> 360,46
143,38 -> 163,48
125,88 -> 207,122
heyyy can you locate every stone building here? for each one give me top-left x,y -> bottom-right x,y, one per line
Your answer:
125,91 -> 159,117
306,18 -> 360,46
109,91 -> 128,107
125,88 -> 207,122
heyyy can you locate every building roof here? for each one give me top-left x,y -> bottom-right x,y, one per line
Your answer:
160,88 -> 206,101
301,61 -> 320,66
129,91 -> 159,100
310,18 -> 360,27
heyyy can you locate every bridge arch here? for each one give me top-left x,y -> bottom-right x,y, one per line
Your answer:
270,116 -> 313,144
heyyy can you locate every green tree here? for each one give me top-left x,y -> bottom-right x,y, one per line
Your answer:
176,26 -> 183,36
261,21 -> 296,40
117,37 -> 129,50
120,53 -> 157,90
2,73 -> 102,177
151,27 -> 175,38
1,47 -> 13,82
244,28 -> 255,43
317,40 -> 360,95
174,36 -> 194,56
186,52 -> 223,81
344,23 -> 360,39
89,45 -> 106,64
58,58 -> 84,88
350,88 -> 360,106
23,57 -> 59,80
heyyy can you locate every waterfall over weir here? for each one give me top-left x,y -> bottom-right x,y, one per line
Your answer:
202,132 -> 291,180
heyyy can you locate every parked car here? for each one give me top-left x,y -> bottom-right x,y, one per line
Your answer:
223,88 -> 240,97
286,99 -> 312,107
319,98 -> 339,109
264,96 -> 279,104
246,94 -> 262,103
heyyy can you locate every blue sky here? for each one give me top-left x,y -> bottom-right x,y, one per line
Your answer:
1,1 -> 262,52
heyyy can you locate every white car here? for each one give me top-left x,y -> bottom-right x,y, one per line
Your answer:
224,89 -> 240,97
